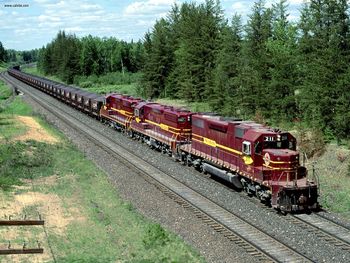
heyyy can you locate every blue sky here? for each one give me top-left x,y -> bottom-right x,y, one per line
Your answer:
0,0 -> 305,50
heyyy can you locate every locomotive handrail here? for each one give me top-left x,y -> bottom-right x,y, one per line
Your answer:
275,169 -> 298,187
301,152 -> 320,191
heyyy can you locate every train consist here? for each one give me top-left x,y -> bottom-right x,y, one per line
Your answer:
8,67 -> 319,213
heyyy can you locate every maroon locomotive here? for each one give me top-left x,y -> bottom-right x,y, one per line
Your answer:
130,102 -> 193,155
178,113 -> 319,212
8,67 -> 319,213
100,93 -> 143,132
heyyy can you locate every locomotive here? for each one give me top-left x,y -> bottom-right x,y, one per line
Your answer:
7,67 -> 319,213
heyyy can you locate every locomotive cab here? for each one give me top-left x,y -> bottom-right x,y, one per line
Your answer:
239,127 -> 318,212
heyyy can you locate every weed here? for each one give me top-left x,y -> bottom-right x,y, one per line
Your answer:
143,224 -> 170,249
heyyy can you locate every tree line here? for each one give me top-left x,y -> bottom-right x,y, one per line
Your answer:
141,0 -> 350,140
37,31 -> 145,83
0,41 -> 38,64
9,0 -> 350,141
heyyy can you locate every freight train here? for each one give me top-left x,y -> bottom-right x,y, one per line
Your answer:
8,67 -> 319,213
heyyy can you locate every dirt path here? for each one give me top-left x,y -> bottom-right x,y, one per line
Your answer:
14,116 -> 59,143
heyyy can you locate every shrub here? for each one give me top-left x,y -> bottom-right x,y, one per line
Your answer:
252,110 -> 267,126
142,224 -> 170,249
79,81 -> 94,89
297,127 -> 326,158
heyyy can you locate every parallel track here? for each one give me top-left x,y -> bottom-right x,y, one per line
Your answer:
213,170 -> 350,252
289,213 -> 350,251
172,128 -> 350,253
212,172 -> 350,252
3,72 -> 314,263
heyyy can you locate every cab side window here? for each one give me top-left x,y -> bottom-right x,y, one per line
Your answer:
243,141 -> 251,155
255,142 -> 262,154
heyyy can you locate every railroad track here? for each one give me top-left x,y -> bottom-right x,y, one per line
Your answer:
2,72 -> 315,263
206,170 -> 350,252
288,213 -> 350,251
173,126 -> 350,254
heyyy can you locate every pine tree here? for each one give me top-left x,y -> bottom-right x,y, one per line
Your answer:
211,14 -> 242,115
266,0 -> 298,121
141,18 -> 172,98
173,0 -> 223,101
0,41 -> 7,62
239,0 -> 273,116
298,0 -> 350,138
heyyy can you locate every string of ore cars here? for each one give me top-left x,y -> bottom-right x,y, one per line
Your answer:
9,67 -> 320,213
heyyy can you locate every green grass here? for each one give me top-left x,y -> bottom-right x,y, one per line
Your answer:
0,95 -> 35,140
0,83 -> 33,140
321,179 -> 350,216
319,173 -> 350,218
85,83 -> 138,96
155,98 -> 212,112
0,79 -> 12,101
1,96 -> 32,116
0,95 -> 205,262
0,63 -> 7,72
304,144 -> 350,219
42,146 -> 204,262
23,66 -> 62,83
0,141 -> 55,190
74,72 -> 140,96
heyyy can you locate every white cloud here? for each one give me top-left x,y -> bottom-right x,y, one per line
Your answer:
15,28 -> 37,36
38,14 -> 61,22
34,0 -> 53,3
124,0 -> 176,16
289,0 -> 309,4
230,1 -> 253,17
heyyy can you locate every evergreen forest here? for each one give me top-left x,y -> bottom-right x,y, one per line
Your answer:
2,0 -> 350,141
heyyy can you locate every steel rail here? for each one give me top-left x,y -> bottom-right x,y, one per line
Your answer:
3,72 -> 314,263
290,213 -> 350,251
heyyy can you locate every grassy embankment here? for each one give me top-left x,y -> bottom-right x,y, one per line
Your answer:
0,80 -> 204,262
312,145 -> 350,218
0,79 -> 12,101
22,66 -> 350,219
0,65 -> 7,73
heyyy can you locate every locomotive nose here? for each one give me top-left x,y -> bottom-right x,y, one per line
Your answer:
262,149 -> 300,170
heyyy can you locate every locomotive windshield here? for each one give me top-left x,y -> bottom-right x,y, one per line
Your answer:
262,135 -> 294,150
178,117 -> 186,123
